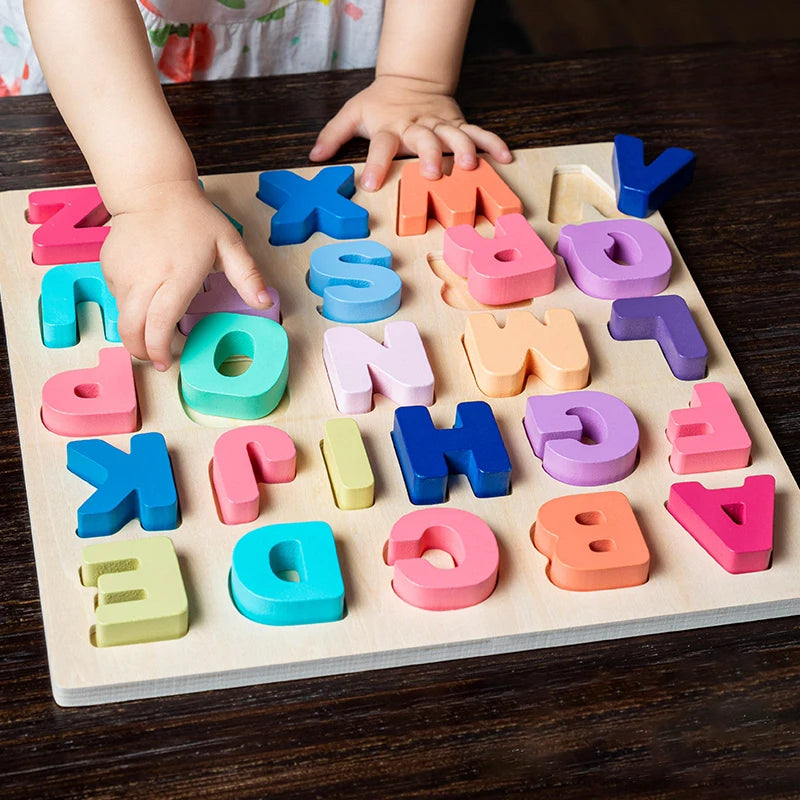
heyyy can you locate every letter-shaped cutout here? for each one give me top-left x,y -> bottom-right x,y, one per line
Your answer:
443,213 -> 556,305
212,426 -> 296,524
80,536 -> 188,647
180,311 -> 289,420
397,157 -> 522,236
612,134 -> 696,218
464,309 -> 590,397
42,347 -> 138,437
386,508 -> 499,610
309,240 -> 401,323
40,262 -> 120,348
230,521 -> 345,625
667,382 -> 751,474
392,401 -> 512,505
67,432 -> 179,537
323,320 -> 434,414
179,273 -> 281,335
667,474 -> 774,573
28,186 -> 110,265
256,165 -> 369,245
524,391 -> 639,486
609,295 -> 708,381
533,491 -> 650,591
557,219 -> 672,299
322,418 -> 374,510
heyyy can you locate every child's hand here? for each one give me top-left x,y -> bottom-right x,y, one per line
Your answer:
308,75 -> 512,192
100,180 -> 271,370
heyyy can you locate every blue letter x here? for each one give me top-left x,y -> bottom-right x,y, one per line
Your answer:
257,165 -> 369,245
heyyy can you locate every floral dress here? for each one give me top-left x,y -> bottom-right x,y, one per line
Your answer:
0,0 -> 383,96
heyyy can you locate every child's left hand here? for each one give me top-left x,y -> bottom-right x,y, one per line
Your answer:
308,75 -> 512,191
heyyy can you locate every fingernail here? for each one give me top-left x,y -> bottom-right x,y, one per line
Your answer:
499,149 -> 512,161
309,145 -> 323,159
361,173 -> 377,192
153,362 -> 168,372
257,290 -> 271,305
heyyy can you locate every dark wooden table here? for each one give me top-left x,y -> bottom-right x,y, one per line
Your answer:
1,42 -> 798,799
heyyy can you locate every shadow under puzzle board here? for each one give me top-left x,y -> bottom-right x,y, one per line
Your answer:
0,143 -> 798,707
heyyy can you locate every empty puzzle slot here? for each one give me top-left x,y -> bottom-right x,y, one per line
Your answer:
547,165 -> 621,224
426,252 -> 531,312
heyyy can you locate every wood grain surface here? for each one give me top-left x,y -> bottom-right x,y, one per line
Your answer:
1,42 -> 798,799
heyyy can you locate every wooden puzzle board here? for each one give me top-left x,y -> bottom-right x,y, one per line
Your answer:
0,143 -> 798,707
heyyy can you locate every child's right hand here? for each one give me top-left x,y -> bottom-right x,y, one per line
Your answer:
100,180 -> 272,370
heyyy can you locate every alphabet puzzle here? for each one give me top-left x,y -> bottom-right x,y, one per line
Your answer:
0,142 -> 797,706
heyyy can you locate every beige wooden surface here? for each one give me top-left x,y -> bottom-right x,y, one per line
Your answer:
0,143 -> 797,706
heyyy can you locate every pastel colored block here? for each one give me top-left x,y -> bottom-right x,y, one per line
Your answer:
322,320 -> 434,414
443,212 -> 556,305
27,186 -> 110,265
67,432 -> 179,537
397,157 -> 523,236
180,311 -> 289,420
612,134 -> 696,217
609,295 -> 708,380
524,390 -> 640,486
308,240 -> 401,323
212,426 -> 297,525
321,418 -> 374,510
463,309 -> 590,397
667,382 -> 752,473
533,491 -> 650,591
179,273 -> 280,335
80,536 -> 188,647
41,347 -> 138,437
392,401 -> 512,505
386,508 -> 499,610
230,522 -> 345,626
557,218 -> 672,299
257,165 -> 369,245
667,475 -> 774,573
40,261 -> 120,348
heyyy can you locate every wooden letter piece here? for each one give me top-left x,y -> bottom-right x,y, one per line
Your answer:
230,522 -> 345,626
81,536 -> 188,647
533,491 -> 650,591
180,311 -> 289,420
666,475 -> 774,574
42,347 -> 138,437
257,165 -> 369,245
392,401 -> 512,505
612,134 -> 696,218
386,508 -> 499,610
28,186 -> 110,265
397,157 -> 522,236
667,382 -> 752,473
524,390 -> 639,486
443,212 -> 556,305
309,240 -> 401,323
40,262 -> 120,348
212,426 -> 297,525
557,218 -> 672,299
179,273 -> 281,335
464,309 -> 590,397
67,432 -> 179,537
322,320 -> 434,414
321,418 -> 374,510
609,295 -> 708,381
